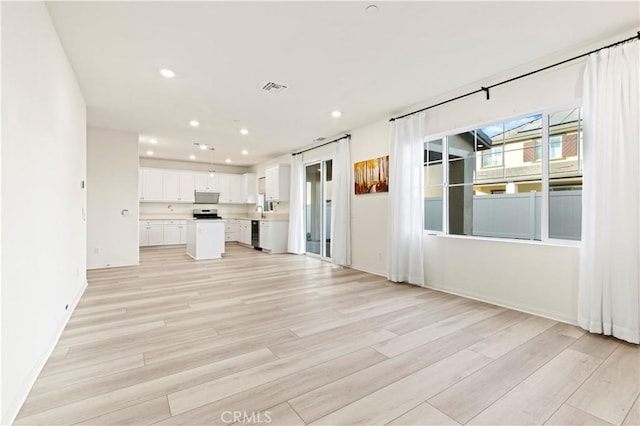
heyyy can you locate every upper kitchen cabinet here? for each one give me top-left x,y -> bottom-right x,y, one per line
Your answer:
241,173 -> 257,204
140,167 -> 252,204
140,168 -> 164,201
162,171 -> 181,201
179,172 -> 195,202
141,168 -> 195,202
195,172 -> 220,192
265,164 -> 290,202
218,173 -> 242,203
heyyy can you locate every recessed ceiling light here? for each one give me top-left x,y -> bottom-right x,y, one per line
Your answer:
160,68 -> 175,78
240,128 -> 249,135
241,149 -> 249,155
149,138 -> 158,144
199,144 -> 208,150
225,158 -> 232,163
189,120 -> 200,127
147,150 -> 154,156
331,110 -> 342,118
366,4 -> 379,13
189,154 -> 196,160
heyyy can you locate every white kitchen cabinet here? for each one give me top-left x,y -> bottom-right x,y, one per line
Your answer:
139,222 -> 149,246
195,172 -> 220,192
237,220 -> 252,246
225,219 -> 237,242
148,223 -> 164,245
140,220 -> 186,246
259,220 -> 288,253
265,165 -> 290,202
164,223 -> 182,244
162,171 -> 195,203
165,220 -> 187,245
187,220 -> 225,260
140,221 -> 165,246
219,173 -> 243,203
140,169 -> 164,201
259,221 -> 271,250
194,172 -> 208,191
179,173 -> 195,202
207,174 -> 220,192
241,173 -> 257,204
163,171 -> 181,201
141,168 -> 250,203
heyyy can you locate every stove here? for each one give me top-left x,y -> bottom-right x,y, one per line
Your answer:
193,209 -> 222,219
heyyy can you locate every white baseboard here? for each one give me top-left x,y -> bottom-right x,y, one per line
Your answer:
423,282 -> 577,325
2,280 -> 87,425
348,264 -> 386,278
87,261 -> 138,270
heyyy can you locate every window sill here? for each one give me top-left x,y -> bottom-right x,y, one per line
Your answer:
423,231 -> 581,248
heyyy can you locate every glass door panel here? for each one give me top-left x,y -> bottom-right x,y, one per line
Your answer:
324,160 -> 332,259
305,163 -> 322,255
305,160 -> 333,259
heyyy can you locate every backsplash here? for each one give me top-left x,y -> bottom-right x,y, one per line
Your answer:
139,202 -> 289,220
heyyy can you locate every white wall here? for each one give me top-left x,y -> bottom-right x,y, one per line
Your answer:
87,127 -> 139,269
1,2 -> 87,424
424,237 -> 579,323
350,120 -> 390,276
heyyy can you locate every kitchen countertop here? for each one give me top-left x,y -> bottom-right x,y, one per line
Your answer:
139,215 -> 289,222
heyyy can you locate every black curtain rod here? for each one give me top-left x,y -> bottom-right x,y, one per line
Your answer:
292,134 -> 351,156
390,31 -> 640,122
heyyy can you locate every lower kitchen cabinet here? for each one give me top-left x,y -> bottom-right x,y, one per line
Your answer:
164,222 -> 187,245
259,220 -> 288,253
237,220 -> 252,246
225,219 -> 237,242
140,220 -> 187,246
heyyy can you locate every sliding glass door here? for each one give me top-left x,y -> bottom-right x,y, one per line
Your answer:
305,160 -> 332,259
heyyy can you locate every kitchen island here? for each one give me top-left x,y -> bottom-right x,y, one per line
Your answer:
186,219 -> 225,260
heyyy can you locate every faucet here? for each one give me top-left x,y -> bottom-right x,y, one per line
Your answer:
255,205 -> 265,219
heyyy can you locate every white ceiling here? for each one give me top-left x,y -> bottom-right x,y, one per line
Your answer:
46,1 -> 638,166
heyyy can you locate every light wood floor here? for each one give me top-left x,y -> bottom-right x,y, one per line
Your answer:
15,245 -> 640,426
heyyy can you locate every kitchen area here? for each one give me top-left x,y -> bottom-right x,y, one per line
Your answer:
138,162 -> 291,259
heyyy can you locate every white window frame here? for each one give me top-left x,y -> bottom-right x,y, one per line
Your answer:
482,145 -> 503,168
423,100 -> 583,247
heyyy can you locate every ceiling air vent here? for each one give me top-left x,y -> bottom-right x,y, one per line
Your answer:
262,82 -> 288,94
313,137 -> 327,143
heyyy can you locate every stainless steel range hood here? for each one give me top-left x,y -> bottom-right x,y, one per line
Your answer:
194,190 -> 220,204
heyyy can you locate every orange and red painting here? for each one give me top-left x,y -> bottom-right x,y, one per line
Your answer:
354,155 -> 389,195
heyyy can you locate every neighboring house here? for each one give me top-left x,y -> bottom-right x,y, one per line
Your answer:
475,108 -> 582,194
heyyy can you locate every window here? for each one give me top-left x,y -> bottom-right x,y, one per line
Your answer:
548,108 -> 583,240
424,139 -> 443,232
482,146 -> 503,167
424,106 -> 583,242
534,136 -> 563,161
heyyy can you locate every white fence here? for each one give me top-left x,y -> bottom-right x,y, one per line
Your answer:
424,190 -> 582,240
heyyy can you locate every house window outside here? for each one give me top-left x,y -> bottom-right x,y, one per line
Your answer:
482,146 -> 503,167
424,106 -> 583,242
534,136 -> 563,161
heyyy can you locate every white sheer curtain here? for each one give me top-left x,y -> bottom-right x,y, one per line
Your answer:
579,39 -> 639,344
287,154 -> 305,254
331,137 -> 351,266
387,113 -> 425,286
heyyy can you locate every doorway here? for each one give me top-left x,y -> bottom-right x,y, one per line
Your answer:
305,160 -> 332,259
